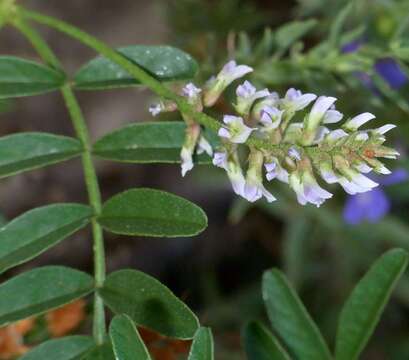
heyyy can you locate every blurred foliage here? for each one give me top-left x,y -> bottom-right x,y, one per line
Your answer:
164,0 -> 409,358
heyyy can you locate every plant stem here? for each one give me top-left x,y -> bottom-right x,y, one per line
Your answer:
16,7 -> 287,154
12,18 -> 106,344
61,85 -> 106,343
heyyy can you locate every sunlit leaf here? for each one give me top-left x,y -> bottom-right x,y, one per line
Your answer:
100,269 -> 199,339
74,46 -> 198,90
0,56 -> 65,98
0,266 -> 94,326
0,132 -> 83,178
0,204 -> 93,274
335,248 -> 409,360
109,314 -> 151,360
98,188 -> 207,237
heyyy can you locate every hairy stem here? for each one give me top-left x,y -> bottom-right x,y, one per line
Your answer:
12,17 -> 106,344
16,7 -> 286,154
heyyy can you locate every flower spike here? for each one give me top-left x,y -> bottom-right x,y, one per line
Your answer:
149,60 -> 399,207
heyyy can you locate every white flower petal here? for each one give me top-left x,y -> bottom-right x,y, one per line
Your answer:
320,169 -> 339,184
325,129 -> 349,143
232,126 -> 254,143
181,148 -> 194,177
310,96 -> 337,120
236,80 -> 256,98
323,109 -> 343,124
182,83 -> 202,98
375,124 -> 396,135
196,136 -> 213,156
223,115 -> 240,124
356,163 -> 372,173
293,93 -> 317,110
345,112 -> 376,131
351,173 -> 378,189
149,104 -> 162,116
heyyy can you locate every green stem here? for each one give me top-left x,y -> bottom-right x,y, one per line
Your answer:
12,17 -> 106,344
16,7 -> 286,154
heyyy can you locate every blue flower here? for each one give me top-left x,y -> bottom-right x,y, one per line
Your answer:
343,169 -> 408,225
342,40 -> 408,90
374,58 -> 408,90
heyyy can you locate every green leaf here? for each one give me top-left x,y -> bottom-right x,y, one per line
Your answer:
188,327 -> 214,360
93,122 -> 217,164
98,188 -> 207,237
81,343 -> 115,360
0,56 -> 65,99
20,336 -> 95,360
74,46 -> 198,90
243,321 -> 290,360
335,248 -> 409,360
328,2 -> 354,49
109,314 -> 151,360
262,269 -> 331,360
0,132 -> 83,178
99,269 -> 199,339
0,203 -> 93,274
0,266 -> 94,326
275,19 -> 317,54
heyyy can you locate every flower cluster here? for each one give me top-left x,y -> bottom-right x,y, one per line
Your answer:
149,61 -> 399,207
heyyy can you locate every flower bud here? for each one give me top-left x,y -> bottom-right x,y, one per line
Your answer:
203,60 -> 253,107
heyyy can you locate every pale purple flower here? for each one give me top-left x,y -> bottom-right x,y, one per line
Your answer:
259,106 -> 283,131
289,171 -> 333,207
242,150 -> 276,203
235,81 -> 269,115
212,151 -> 228,170
149,103 -> 162,116
196,136 -> 213,156
182,83 -> 202,99
218,115 -> 255,143
288,147 -> 301,161
306,96 -> 337,127
203,60 -> 253,107
264,158 -> 289,183
281,88 -> 317,111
